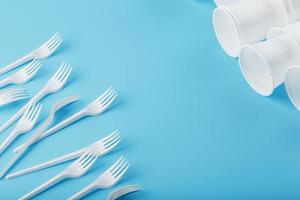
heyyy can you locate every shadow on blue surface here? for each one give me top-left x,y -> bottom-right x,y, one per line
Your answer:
268,84 -> 295,110
192,0 -> 215,8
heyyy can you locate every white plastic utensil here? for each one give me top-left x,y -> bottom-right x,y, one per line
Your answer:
0,62 -> 73,133
0,88 -> 30,106
0,33 -> 62,76
20,148 -> 99,200
68,156 -> 129,200
0,59 -> 41,88
13,86 -> 117,153
213,0 -> 289,57
0,96 -> 79,179
239,32 -> 300,96
0,102 -> 42,155
284,66 -> 300,111
6,130 -> 120,179
108,185 -> 141,200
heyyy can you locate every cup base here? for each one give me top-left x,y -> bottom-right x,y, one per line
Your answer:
285,67 -> 300,111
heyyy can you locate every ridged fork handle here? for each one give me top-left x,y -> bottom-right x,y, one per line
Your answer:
19,173 -> 64,200
68,182 -> 97,200
6,149 -> 83,179
13,110 -> 87,153
0,54 -> 33,76
0,88 -> 46,133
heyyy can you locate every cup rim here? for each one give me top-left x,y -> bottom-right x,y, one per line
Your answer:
213,6 -> 242,57
239,45 -> 275,96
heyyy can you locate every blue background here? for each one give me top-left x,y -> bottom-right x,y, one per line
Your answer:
0,0 -> 300,199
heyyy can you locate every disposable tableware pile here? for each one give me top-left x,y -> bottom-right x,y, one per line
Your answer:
213,0 -> 300,110
0,33 -> 140,199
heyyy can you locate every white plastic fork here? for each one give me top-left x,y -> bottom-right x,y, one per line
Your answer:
0,33 -> 63,76
0,102 -> 42,154
13,87 -> 117,153
0,96 -> 79,179
0,62 -> 72,133
6,130 -> 121,179
0,88 -> 30,106
108,185 -> 141,200
68,156 -> 130,200
0,59 -> 41,88
20,148 -> 99,200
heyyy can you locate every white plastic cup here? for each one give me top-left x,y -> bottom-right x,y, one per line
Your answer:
213,0 -> 288,57
285,66 -> 300,110
239,33 -> 300,96
285,0 -> 300,22
214,0 -> 248,6
268,21 -> 300,46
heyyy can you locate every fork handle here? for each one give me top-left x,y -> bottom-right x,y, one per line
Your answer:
13,110 -> 86,153
68,183 -> 97,200
6,149 -> 83,179
0,130 -> 18,154
0,54 -> 33,76
20,173 -> 64,200
0,104 -> 27,133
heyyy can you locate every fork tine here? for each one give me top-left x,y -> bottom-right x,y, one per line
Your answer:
10,93 -> 30,99
104,135 -> 120,149
30,104 -> 42,123
82,154 -> 98,170
47,34 -> 62,48
21,103 -> 35,121
26,60 -> 41,75
111,158 -> 126,174
113,164 -> 129,184
100,91 -> 117,107
29,103 -> 42,122
97,87 -> 115,103
10,91 -> 29,97
107,156 -> 125,173
82,152 -> 97,167
59,65 -> 72,84
94,87 -> 113,103
45,33 -> 60,46
24,59 -> 39,71
103,138 -> 121,154
56,63 -> 68,80
8,96 -> 28,103
80,149 -> 97,166
113,161 -> 129,177
77,148 -> 94,163
102,130 -> 119,143
80,152 -> 94,165
10,90 -> 28,97
56,62 -> 71,82
48,36 -> 63,50
51,63 -> 66,80
26,103 -> 38,121
56,62 -> 69,80
104,135 -> 121,149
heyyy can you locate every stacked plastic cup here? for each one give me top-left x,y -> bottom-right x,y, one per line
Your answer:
213,0 -> 300,58
266,22 -> 300,110
239,32 -> 300,96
